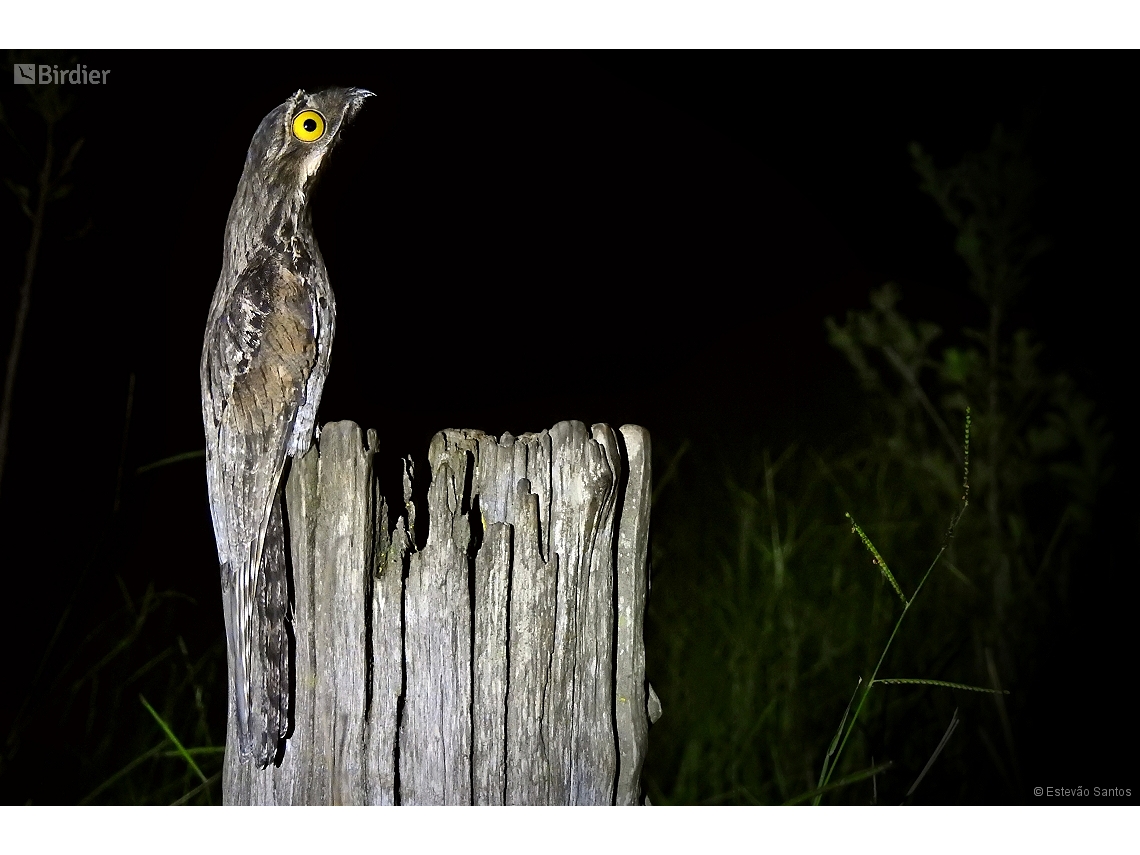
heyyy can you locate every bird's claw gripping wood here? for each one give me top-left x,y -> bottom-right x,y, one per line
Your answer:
201,87 -> 372,768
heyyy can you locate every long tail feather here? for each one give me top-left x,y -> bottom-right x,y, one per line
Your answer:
257,479 -> 291,767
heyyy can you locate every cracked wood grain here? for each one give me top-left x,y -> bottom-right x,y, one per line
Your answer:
223,420 -> 654,805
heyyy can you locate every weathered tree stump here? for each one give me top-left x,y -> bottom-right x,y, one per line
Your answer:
223,420 -> 657,805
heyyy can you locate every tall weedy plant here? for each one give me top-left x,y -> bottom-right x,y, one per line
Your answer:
808,409 -> 1010,805
825,127 -> 1111,795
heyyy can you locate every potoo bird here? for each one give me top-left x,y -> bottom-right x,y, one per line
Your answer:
201,87 -> 372,767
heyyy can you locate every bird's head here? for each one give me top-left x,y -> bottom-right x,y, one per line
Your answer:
244,86 -> 374,196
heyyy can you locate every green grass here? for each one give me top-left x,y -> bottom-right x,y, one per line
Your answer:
639,129 -> 1109,802
1,448 -> 228,805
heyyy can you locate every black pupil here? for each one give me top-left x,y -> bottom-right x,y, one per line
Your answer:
303,118 -> 317,133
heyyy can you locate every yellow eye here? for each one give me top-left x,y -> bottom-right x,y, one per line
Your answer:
292,110 -> 326,142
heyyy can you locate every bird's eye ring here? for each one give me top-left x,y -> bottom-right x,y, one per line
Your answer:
292,110 -> 326,143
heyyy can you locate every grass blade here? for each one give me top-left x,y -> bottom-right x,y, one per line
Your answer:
788,761 -> 894,806
135,449 -> 205,475
170,771 -> 221,806
814,676 -> 862,803
905,708 -> 960,800
139,694 -> 207,784
79,740 -> 165,805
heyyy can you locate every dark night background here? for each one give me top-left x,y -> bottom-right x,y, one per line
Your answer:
0,50 -> 1134,805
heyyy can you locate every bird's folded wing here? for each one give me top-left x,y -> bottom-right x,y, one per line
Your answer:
202,253 -> 319,563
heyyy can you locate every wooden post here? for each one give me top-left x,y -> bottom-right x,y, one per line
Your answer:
223,420 -> 657,805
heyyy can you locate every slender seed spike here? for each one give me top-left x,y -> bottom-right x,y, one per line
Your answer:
846,513 -> 908,606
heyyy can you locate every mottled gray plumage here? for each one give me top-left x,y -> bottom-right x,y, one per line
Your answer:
201,87 -> 372,767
